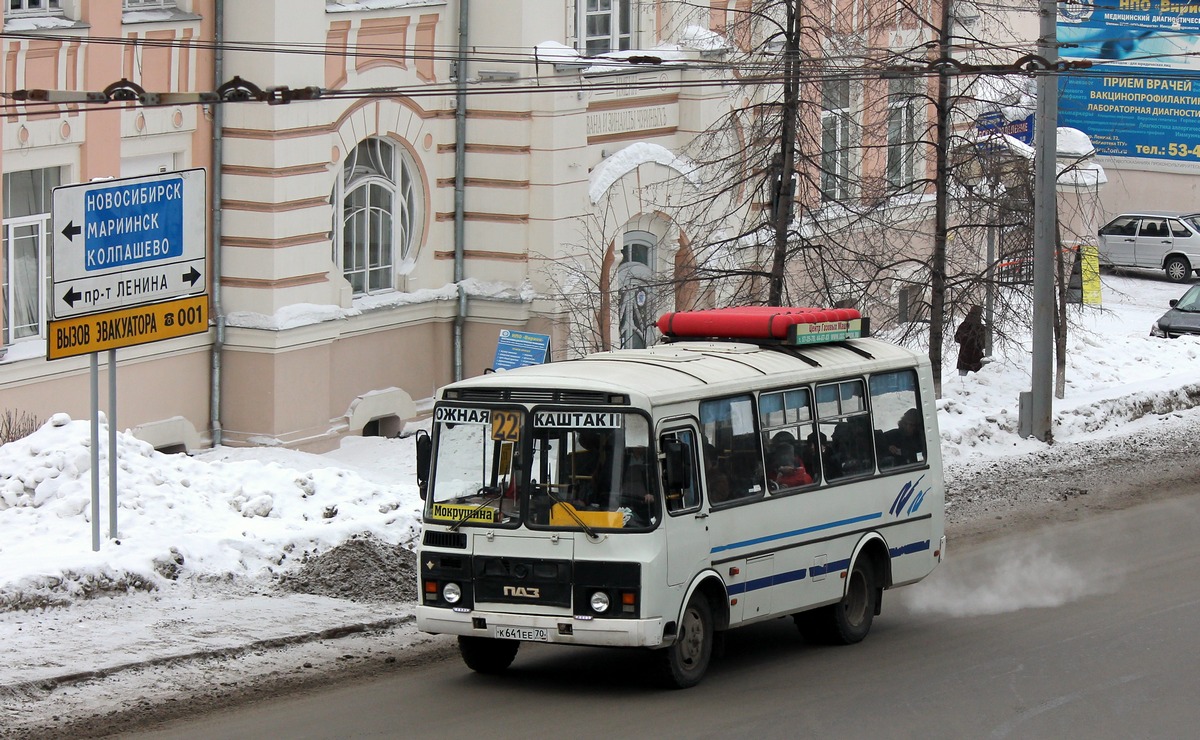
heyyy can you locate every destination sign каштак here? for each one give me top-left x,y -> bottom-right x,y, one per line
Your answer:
52,169 -> 207,319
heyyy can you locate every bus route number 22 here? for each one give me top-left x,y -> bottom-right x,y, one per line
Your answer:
491,410 -> 521,442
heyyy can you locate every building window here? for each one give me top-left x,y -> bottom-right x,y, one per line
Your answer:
6,0 -> 62,16
887,77 -> 920,189
332,138 -> 420,296
581,0 -> 632,56
821,78 -> 852,202
617,231 -> 654,349
122,0 -> 176,8
3,168 -> 59,345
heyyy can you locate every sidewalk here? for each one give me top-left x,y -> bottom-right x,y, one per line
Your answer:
0,585 -> 419,692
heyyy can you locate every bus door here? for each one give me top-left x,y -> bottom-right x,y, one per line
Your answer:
658,424 -> 709,587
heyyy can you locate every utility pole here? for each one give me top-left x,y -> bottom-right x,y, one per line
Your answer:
767,0 -> 800,308
930,0 -> 953,397
1022,0 -> 1058,441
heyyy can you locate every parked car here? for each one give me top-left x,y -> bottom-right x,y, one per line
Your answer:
1150,284 -> 1200,338
1097,211 -> 1200,282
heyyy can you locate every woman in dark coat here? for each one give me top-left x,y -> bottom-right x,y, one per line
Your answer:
954,305 -> 986,375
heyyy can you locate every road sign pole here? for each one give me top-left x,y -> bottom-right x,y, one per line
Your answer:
90,354 -> 100,552
108,349 -> 118,540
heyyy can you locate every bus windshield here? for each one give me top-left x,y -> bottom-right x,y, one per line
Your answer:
528,411 -> 656,531
427,406 -> 656,532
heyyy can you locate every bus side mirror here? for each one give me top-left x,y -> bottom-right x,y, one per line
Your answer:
662,439 -> 690,491
416,429 -> 431,501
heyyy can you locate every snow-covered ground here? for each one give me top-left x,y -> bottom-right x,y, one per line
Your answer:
1,270 -> 1198,736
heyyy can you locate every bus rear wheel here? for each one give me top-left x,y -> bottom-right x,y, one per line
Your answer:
659,592 -> 713,689
458,636 -> 520,674
795,558 -> 877,645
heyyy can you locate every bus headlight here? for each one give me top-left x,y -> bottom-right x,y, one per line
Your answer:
590,591 -> 610,613
443,582 -> 462,604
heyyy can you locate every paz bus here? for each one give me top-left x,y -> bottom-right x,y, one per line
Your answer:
415,307 -> 944,688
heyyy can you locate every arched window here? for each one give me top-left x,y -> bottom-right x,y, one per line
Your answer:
333,138 -> 419,295
617,230 -> 656,349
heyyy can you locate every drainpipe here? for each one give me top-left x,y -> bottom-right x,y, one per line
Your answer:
452,0 -> 469,381
209,0 -> 225,445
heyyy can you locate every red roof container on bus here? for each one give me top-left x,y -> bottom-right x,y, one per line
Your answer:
656,307 -> 864,341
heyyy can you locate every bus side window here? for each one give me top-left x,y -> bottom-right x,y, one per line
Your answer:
659,430 -> 700,513
870,369 -> 926,471
760,387 -> 819,490
817,379 -> 873,479
700,394 -> 764,502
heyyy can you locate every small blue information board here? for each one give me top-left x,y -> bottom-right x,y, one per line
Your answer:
493,329 -> 551,371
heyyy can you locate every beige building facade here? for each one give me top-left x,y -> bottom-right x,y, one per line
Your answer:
2,1 -> 733,451
3,1 -> 1138,454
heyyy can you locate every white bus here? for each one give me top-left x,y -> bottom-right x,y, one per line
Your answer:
415,308 -> 944,688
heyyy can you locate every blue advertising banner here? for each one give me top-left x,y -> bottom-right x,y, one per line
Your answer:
1058,0 -> 1200,167
492,329 -> 551,372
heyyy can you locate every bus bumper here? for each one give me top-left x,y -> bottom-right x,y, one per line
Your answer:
417,606 -> 666,648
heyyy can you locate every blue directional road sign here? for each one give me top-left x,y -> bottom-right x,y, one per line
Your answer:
51,169 -> 207,319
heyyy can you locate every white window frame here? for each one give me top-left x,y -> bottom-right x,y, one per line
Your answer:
580,0 -> 633,56
123,0 -> 176,9
6,0 -> 62,17
821,78 -> 853,202
887,77 -> 920,189
3,165 -> 60,347
332,138 -> 420,297
2,214 -> 51,345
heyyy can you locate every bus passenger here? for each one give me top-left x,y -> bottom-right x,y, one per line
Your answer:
832,416 -> 873,475
567,430 -> 612,508
703,443 -> 733,504
767,432 -> 812,489
881,408 -> 925,467
807,431 -> 839,481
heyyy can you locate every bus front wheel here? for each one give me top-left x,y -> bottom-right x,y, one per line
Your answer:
659,592 -> 713,689
458,636 -> 520,674
795,558 -> 877,645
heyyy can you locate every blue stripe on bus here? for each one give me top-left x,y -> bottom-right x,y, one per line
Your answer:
727,567 -> 809,595
889,540 -> 931,557
709,512 -> 883,554
809,558 -> 851,578
722,540 -> 930,595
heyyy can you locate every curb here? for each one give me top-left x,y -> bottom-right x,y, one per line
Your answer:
1,614 -> 413,694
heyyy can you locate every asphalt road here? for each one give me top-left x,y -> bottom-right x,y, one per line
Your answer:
126,478 -> 1200,740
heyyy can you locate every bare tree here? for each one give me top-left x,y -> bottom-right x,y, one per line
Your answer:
652,0 -> 1074,398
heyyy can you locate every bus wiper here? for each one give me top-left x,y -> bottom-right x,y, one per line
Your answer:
449,486 -> 503,531
540,487 -> 600,541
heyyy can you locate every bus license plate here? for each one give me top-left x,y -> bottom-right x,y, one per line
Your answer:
494,625 -> 549,642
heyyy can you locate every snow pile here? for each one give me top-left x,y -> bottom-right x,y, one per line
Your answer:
325,0 -> 439,12
680,25 -> 730,53
590,142 -> 701,203
225,279 -> 535,331
934,279 -> 1200,459
0,421 -> 422,612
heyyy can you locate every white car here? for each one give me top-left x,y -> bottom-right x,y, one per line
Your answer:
1097,211 -> 1200,282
